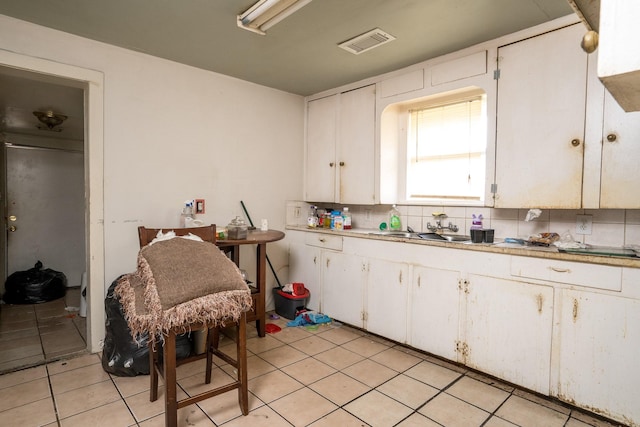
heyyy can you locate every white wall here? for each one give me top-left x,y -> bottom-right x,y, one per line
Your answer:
0,14 -> 304,346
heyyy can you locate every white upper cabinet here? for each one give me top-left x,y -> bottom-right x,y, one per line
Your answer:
305,94 -> 338,203
494,23 -> 588,208
598,1 -> 640,112
304,84 -> 376,204
599,92 -> 640,208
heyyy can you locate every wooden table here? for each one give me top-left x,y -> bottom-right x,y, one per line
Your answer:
217,229 -> 285,337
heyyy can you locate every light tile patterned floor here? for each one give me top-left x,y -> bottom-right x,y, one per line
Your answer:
0,288 -> 86,373
0,314 -> 626,427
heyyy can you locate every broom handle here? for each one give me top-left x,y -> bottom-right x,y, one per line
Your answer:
240,200 -> 283,288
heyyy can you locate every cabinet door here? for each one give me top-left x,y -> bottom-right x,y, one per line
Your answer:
322,251 -> 366,328
556,290 -> 640,426
305,94 -> 337,202
337,84 -> 376,204
600,90 -> 640,208
410,266 -> 461,361
494,24 -> 587,208
464,275 -> 553,394
288,242 -> 322,312
366,258 -> 409,343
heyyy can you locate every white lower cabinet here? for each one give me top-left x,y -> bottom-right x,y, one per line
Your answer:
287,231 -> 638,425
366,258 -> 409,343
322,251 -> 366,328
464,275 -> 554,394
409,266 -> 461,361
288,242 -> 322,311
555,289 -> 640,424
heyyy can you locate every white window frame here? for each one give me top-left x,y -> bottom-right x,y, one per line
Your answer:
397,87 -> 488,206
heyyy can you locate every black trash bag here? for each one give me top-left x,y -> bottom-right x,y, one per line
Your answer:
3,261 -> 67,304
101,276 -> 192,377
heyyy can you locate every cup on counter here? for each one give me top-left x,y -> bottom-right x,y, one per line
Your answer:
483,229 -> 495,243
470,228 -> 494,243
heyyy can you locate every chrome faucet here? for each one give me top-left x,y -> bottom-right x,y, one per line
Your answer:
426,213 -> 459,234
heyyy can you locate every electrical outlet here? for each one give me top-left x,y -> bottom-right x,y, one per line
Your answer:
576,214 -> 592,235
365,209 -> 372,221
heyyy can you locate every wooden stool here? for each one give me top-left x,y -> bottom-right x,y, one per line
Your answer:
134,225 -> 250,426
149,316 -> 248,427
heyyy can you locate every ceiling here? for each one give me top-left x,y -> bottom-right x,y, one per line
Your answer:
0,0 -> 575,140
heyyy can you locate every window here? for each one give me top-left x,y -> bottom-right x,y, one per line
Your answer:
405,90 -> 487,203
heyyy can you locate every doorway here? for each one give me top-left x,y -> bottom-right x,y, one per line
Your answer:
0,74 -> 88,372
0,50 -> 105,366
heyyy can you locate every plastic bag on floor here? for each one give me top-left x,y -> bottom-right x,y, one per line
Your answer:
286,311 -> 332,327
101,277 -> 191,376
3,261 -> 67,304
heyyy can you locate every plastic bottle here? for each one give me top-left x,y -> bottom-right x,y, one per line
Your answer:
180,202 -> 193,227
342,207 -> 352,229
331,210 -> 343,230
471,214 -> 483,229
324,208 -> 333,228
307,205 -> 318,228
389,204 -> 402,231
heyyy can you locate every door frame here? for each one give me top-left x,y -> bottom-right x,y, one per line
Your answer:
0,50 -> 105,353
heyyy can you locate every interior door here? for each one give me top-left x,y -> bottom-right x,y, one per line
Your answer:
5,144 -> 85,290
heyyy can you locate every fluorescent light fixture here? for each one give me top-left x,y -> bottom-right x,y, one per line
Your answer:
237,0 -> 312,35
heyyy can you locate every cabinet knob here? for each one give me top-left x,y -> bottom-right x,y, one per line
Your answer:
570,139 -> 581,147
329,162 -> 334,167
339,161 -> 345,166
606,133 -> 617,142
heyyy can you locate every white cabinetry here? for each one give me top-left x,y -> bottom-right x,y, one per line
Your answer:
494,24 -> 587,208
287,231 -> 343,313
304,84 -> 376,204
584,80 -> 640,208
598,1 -> 640,112
305,94 -> 337,203
322,251 -> 366,328
288,242 -> 321,311
408,253 -> 554,394
366,258 -> 409,343
409,266 -> 461,361
464,275 -> 553,394
556,289 -> 640,424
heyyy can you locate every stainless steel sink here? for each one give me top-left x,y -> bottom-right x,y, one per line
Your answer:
369,231 -> 419,238
418,233 -> 471,242
369,231 -> 471,242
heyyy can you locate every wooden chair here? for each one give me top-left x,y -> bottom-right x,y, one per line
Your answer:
137,225 -> 248,427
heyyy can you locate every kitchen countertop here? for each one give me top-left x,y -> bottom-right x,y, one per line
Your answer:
286,225 -> 640,268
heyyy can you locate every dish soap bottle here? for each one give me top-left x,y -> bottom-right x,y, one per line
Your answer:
389,204 -> 401,231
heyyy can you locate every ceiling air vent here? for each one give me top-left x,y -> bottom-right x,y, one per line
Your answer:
339,28 -> 396,55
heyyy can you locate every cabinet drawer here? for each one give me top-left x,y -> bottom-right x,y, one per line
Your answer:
304,233 -> 343,251
510,256 -> 622,291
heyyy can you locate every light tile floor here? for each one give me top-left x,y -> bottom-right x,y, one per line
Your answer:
0,287 -> 87,373
0,314 -> 625,427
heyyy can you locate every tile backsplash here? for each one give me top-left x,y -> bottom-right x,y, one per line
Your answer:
286,201 -> 640,247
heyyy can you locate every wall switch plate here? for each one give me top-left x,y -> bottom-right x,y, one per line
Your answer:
294,206 -> 301,218
576,214 -> 593,235
195,199 -> 205,214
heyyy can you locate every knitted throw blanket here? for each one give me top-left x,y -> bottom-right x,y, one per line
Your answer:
115,237 -> 252,342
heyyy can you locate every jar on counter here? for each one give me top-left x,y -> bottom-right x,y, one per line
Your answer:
227,216 -> 248,239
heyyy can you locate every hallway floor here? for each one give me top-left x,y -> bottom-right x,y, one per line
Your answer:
0,314 -> 623,427
0,287 -> 87,373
